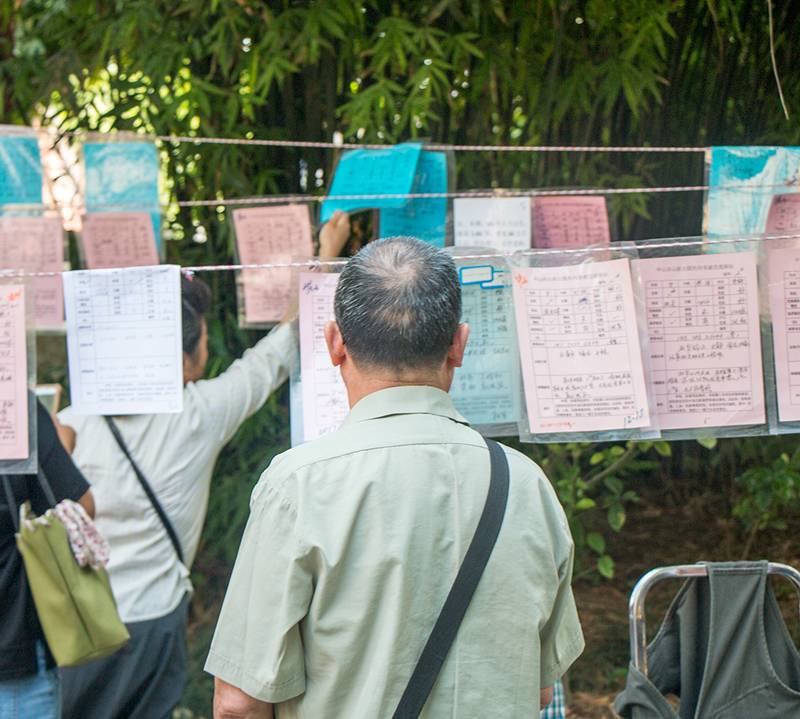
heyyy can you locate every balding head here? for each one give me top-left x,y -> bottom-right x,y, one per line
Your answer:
333,237 -> 461,371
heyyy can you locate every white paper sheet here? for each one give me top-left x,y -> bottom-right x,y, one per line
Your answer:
63,265 -> 183,415
634,253 -> 764,430
454,197 -> 531,251
513,258 -> 651,434
298,272 -> 348,440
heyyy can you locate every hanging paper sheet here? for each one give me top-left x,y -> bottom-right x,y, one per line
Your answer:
379,151 -> 448,247
0,285 -> 29,460
0,216 -> 64,328
531,196 -> 611,248
706,146 -> 800,243
634,252 -> 764,430
81,212 -> 159,269
512,258 -> 651,434
233,205 -> 313,324
63,265 -> 183,415
298,272 -> 349,440
765,193 -> 800,233
767,247 -> 800,422
320,143 -> 422,222
454,197 -> 531,251
84,140 -> 161,245
450,263 -> 522,429
0,129 -> 42,207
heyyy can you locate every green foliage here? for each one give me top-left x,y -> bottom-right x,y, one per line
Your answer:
3,0 -> 800,711
733,450 -> 800,559
515,440 -> 664,580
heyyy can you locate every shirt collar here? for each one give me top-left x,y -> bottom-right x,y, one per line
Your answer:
343,386 -> 469,426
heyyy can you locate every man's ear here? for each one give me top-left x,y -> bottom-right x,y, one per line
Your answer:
324,320 -> 347,367
447,323 -> 469,369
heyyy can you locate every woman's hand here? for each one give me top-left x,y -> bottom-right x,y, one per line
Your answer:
318,210 -> 351,258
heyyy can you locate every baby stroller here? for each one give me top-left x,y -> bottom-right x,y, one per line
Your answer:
613,561 -> 800,718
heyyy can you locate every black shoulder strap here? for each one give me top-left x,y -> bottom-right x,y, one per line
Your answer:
3,466 -> 58,531
2,476 -> 19,532
104,416 -> 184,564
392,438 -> 510,719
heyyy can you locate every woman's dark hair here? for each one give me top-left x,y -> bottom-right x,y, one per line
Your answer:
181,274 -> 212,356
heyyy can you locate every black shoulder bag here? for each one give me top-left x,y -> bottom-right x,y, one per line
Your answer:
392,438 -> 510,719
104,416 -> 184,564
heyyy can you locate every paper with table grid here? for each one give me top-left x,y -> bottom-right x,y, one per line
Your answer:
513,258 -> 650,434
0,216 -> 64,327
0,284 -> 29,460
634,252 -> 764,430
63,265 -> 183,415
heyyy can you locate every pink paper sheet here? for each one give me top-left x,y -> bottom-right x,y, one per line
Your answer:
531,196 -> 611,249
0,217 -> 64,327
634,252 -> 764,430
765,194 -> 800,233
233,205 -> 313,323
0,285 -> 29,459
81,212 -> 159,269
767,247 -> 800,421
512,258 -> 651,434
298,272 -> 349,440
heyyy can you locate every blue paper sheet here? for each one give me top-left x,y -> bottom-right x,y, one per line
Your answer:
378,150 -> 447,246
0,135 -> 42,207
707,146 -> 800,244
320,142 -> 422,222
450,264 -> 522,427
84,141 -> 161,245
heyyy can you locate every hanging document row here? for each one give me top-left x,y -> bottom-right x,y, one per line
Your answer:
11,241 -> 800,443
295,246 -> 800,443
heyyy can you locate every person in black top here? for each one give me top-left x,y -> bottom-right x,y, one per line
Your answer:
0,397 -> 94,719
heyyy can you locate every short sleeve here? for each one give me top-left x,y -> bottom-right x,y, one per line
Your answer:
539,537 -> 585,688
34,400 -> 89,509
205,479 -> 311,703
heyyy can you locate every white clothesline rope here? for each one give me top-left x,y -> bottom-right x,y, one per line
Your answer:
6,182 -> 793,213
2,233 -> 798,278
55,129 -> 709,153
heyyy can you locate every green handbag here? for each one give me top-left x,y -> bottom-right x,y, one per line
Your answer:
2,470 -> 130,667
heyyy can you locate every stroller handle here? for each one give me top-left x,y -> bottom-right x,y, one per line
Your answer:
629,562 -> 800,676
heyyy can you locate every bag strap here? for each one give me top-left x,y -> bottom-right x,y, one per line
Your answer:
2,466 -> 57,532
35,465 -> 57,508
104,416 -> 184,564
2,476 -> 19,532
392,438 -> 510,719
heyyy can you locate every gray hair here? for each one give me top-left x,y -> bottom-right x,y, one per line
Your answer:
334,237 -> 461,370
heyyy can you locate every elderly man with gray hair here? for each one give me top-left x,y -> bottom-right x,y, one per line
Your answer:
206,237 -> 584,719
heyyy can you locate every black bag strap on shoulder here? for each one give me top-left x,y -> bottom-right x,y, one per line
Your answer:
2,467 -> 58,531
2,476 -> 19,532
104,416 -> 184,564
392,438 -> 510,719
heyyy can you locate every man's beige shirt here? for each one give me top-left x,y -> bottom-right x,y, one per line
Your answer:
206,386 -> 584,717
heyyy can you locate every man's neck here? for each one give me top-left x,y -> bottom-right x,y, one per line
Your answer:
344,370 -> 450,408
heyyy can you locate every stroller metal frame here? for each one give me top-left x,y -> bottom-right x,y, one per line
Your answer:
628,562 -> 800,676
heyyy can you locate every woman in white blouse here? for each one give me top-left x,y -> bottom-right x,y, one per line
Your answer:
57,212 -> 350,719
